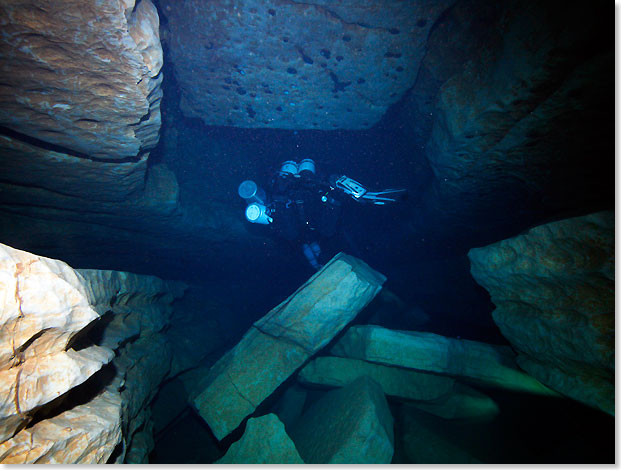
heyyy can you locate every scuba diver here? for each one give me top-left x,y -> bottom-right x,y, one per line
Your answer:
238,159 -> 406,270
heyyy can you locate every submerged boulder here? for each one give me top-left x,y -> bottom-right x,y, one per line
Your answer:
288,376 -> 394,464
298,355 -> 498,420
331,325 -> 553,395
400,404 -> 482,464
298,356 -> 455,402
192,253 -> 386,440
217,414 -> 303,464
469,211 -> 614,415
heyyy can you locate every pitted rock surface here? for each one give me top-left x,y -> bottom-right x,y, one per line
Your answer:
0,0 -> 163,160
160,0 -> 454,129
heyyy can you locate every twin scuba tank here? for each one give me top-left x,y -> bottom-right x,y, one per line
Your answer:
238,159 -> 316,224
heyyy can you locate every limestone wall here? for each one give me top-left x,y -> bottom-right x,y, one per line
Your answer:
0,244 -> 188,463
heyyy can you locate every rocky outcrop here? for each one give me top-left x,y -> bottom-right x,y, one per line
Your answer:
0,244 -> 113,443
288,376 -> 394,464
469,211 -> 614,415
401,0 -> 612,251
0,0 -> 162,160
331,325 -> 554,395
298,356 -> 498,420
0,244 -> 188,463
192,253 -> 386,440
217,414 -> 303,464
160,0 -> 454,129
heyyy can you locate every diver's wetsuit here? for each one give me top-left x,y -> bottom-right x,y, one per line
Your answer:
268,172 -> 342,249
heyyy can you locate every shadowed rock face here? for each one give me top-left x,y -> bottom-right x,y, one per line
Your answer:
396,0 -> 612,253
0,0 -> 163,160
159,0 -> 454,129
469,211 -> 614,416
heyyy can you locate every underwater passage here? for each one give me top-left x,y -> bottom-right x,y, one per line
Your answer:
0,211 -> 614,463
0,0 -> 613,464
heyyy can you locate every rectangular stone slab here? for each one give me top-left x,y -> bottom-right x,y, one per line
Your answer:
192,253 -> 385,440
331,325 -> 556,395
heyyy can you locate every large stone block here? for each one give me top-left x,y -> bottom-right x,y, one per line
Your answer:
192,253 -> 385,440
331,325 -> 554,395
217,414 -> 303,464
160,0 -> 454,129
298,355 -> 498,420
298,355 -> 455,402
400,404 -> 481,464
288,375 -> 394,464
469,211 -> 614,415
0,0 -> 163,160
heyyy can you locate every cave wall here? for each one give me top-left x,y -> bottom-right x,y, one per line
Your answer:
397,0 -> 612,252
469,211 -> 614,416
0,243 -> 231,463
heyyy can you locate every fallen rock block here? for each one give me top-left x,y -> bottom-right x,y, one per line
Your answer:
217,414 -> 303,464
331,325 -> 554,395
412,383 -> 499,421
298,356 -> 498,420
271,384 -> 307,431
298,355 -> 454,402
192,253 -> 385,440
401,405 -> 482,464
469,211 -> 614,415
288,376 -> 394,464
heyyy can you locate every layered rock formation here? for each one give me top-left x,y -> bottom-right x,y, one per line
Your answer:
469,211 -> 614,415
160,0 -> 454,129
0,244 -> 188,464
0,244 -> 114,444
331,325 -> 554,395
288,376 -> 394,464
0,0 -> 162,160
192,253 -> 386,440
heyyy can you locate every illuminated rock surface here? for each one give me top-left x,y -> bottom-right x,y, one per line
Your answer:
0,0 -> 162,160
217,414 -> 303,464
0,244 -> 188,463
469,211 -> 614,415
331,325 -> 553,395
192,253 -> 386,441
0,244 -> 113,443
160,0 -> 454,129
288,375 -> 394,464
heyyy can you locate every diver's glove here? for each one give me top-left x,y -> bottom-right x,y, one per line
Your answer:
333,175 -> 407,205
